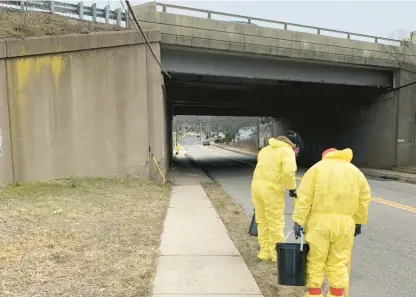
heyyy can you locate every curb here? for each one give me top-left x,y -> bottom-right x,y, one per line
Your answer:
360,169 -> 416,184
212,143 -> 258,157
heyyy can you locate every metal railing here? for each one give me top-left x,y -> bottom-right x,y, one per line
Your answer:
0,1 -> 128,27
0,1 -> 405,47
156,2 -> 403,47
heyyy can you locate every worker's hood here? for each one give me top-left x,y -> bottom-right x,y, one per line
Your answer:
322,148 -> 353,163
269,136 -> 296,149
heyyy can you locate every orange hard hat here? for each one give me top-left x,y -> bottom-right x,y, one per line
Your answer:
322,148 -> 337,158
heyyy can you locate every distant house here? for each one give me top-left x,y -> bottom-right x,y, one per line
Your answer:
236,126 -> 256,141
210,129 -> 225,139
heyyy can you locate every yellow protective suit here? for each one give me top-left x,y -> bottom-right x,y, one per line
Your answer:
251,137 -> 297,262
292,148 -> 371,296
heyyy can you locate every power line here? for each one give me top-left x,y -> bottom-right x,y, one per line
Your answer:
121,1 -> 171,79
384,79 -> 416,94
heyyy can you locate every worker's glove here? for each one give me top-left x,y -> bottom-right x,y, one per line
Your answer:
354,224 -> 362,237
289,189 -> 297,198
293,222 -> 303,239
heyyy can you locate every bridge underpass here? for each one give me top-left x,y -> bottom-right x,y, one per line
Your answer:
131,1 -> 416,172
165,70 -> 394,168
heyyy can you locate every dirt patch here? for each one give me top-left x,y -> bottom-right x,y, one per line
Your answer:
0,8 -> 125,39
202,182 -> 305,297
0,178 -> 171,297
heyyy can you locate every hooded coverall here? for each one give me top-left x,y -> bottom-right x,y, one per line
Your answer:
292,148 -> 371,297
251,137 -> 297,262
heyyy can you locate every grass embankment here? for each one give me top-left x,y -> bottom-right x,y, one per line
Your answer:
0,178 -> 170,296
202,182 -> 306,297
0,8 -> 123,39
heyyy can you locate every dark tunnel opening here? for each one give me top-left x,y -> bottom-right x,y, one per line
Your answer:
165,73 -> 392,169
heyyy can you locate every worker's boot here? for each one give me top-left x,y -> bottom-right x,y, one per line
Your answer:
304,288 -> 324,297
257,250 -> 272,262
270,245 -> 278,262
326,288 -> 344,297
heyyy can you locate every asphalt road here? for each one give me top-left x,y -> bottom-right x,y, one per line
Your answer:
179,135 -> 416,297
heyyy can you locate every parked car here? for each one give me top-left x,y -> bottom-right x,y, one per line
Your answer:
202,140 -> 210,146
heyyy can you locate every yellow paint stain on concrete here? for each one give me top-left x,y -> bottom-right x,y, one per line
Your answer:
50,56 -> 65,88
8,56 -> 66,153
13,55 -> 65,106
33,56 -> 65,88
18,46 -> 27,57
15,59 -> 31,98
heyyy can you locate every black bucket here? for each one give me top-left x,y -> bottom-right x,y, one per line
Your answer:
248,209 -> 258,236
276,231 -> 309,286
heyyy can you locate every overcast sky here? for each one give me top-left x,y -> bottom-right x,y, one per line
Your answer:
82,1 -> 415,39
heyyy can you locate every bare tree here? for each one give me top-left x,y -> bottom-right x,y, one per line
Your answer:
174,115 -> 260,142
379,29 -> 416,65
214,116 -> 257,142
389,28 -> 410,41
18,0 -> 32,29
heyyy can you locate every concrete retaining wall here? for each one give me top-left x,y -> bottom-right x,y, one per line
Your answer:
0,44 -> 13,183
0,30 -> 167,183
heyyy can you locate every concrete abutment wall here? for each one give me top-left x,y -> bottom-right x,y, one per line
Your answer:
272,72 -> 416,169
0,30 -> 169,184
395,65 -> 416,166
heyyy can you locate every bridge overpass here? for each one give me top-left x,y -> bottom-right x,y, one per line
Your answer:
133,2 -> 416,169
1,2 -> 416,183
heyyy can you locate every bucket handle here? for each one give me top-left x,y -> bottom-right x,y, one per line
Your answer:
285,228 -> 305,252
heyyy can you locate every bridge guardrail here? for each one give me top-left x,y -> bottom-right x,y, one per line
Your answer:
0,1 -> 404,47
156,2 -> 403,47
0,0 -> 128,27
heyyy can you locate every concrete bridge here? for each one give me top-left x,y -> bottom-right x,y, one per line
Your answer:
133,2 -> 416,169
1,2 -> 416,183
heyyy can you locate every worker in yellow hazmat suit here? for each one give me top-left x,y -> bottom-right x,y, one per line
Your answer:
251,131 -> 300,262
175,143 -> 180,155
292,148 -> 371,297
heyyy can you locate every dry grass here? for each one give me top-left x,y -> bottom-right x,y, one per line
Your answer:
0,8 -> 124,39
0,178 -> 171,297
202,182 -> 306,297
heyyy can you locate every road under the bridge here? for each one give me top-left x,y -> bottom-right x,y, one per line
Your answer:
175,135 -> 416,297
165,72 -> 395,169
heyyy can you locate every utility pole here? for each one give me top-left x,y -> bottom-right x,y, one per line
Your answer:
198,117 -> 202,139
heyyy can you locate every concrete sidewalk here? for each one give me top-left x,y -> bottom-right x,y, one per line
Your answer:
153,152 -> 262,297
